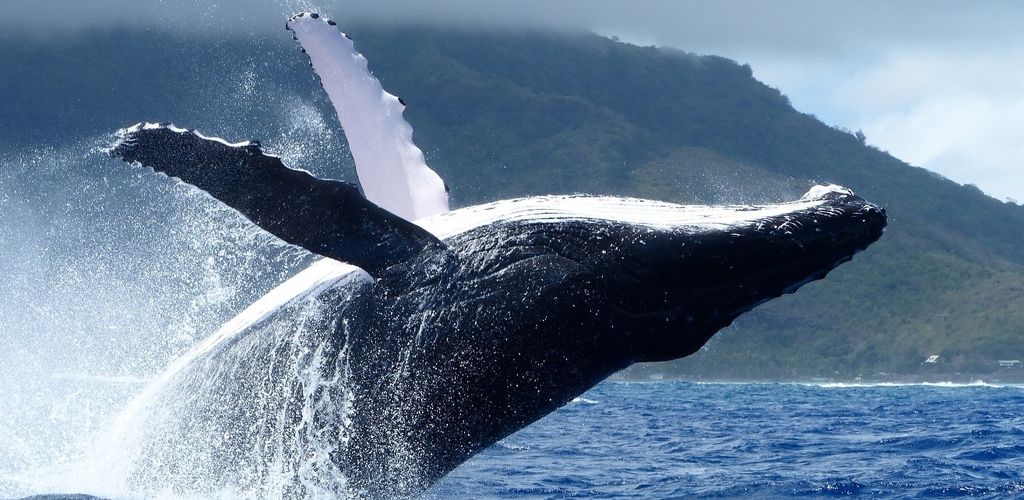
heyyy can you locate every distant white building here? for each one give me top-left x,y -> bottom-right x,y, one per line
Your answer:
924,355 -> 940,364
998,360 -> 1021,368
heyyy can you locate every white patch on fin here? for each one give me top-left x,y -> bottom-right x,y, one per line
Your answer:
286,12 -> 450,222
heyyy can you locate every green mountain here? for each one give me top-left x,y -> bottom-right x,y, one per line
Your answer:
2,25 -> 1022,379
352,27 -> 1024,379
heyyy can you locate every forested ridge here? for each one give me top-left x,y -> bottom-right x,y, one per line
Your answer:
2,24 -> 1022,379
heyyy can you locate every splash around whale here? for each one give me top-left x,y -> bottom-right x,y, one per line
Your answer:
87,12 -> 885,499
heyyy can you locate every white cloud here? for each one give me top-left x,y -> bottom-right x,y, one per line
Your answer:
638,13 -> 1024,204
6,0 -> 1024,201
742,48 -> 1024,203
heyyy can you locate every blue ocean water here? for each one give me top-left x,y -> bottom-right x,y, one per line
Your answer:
434,381 -> 1024,498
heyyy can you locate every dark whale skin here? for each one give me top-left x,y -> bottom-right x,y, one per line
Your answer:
104,124 -> 886,497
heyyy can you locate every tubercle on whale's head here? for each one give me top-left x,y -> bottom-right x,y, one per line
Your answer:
616,186 -> 886,363
480,185 -> 886,365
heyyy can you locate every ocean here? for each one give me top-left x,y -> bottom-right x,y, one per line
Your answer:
3,379 -> 1023,498
435,381 -> 1024,498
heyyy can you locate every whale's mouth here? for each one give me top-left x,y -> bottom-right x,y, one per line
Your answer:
592,186 -> 887,362
444,185 -> 886,339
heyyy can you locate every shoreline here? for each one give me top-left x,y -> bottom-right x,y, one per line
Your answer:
610,372 -> 1024,386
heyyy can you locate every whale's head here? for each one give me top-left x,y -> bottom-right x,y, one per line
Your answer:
590,185 -> 886,362
432,185 -> 886,367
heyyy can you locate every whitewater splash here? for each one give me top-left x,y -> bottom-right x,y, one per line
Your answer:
0,25 -> 342,498
76,269 -> 367,497
0,137 -> 315,497
5,11 -> 455,498
810,381 -> 1016,389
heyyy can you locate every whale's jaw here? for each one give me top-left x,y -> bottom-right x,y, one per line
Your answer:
573,186 -> 887,363
430,185 -> 886,366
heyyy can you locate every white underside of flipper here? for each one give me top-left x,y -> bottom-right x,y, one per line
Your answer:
287,13 -> 449,222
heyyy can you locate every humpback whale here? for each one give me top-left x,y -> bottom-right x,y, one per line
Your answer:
99,12 -> 886,498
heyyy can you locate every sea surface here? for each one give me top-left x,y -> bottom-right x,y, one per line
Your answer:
434,381 -> 1024,498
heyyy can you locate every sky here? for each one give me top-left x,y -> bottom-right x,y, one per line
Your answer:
6,0 -> 1024,202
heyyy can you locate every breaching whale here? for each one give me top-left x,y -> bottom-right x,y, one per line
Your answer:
99,12 -> 886,498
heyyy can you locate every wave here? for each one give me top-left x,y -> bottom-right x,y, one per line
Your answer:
610,379 -> 1024,389
49,373 -> 153,385
805,380 -> 1021,389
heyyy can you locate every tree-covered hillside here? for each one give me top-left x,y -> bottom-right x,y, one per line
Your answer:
351,26 -> 1024,378
2,25 -> 1022,379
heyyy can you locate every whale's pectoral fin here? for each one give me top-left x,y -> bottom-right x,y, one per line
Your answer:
108,123 -> 443,276
286,12 -> 450,222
